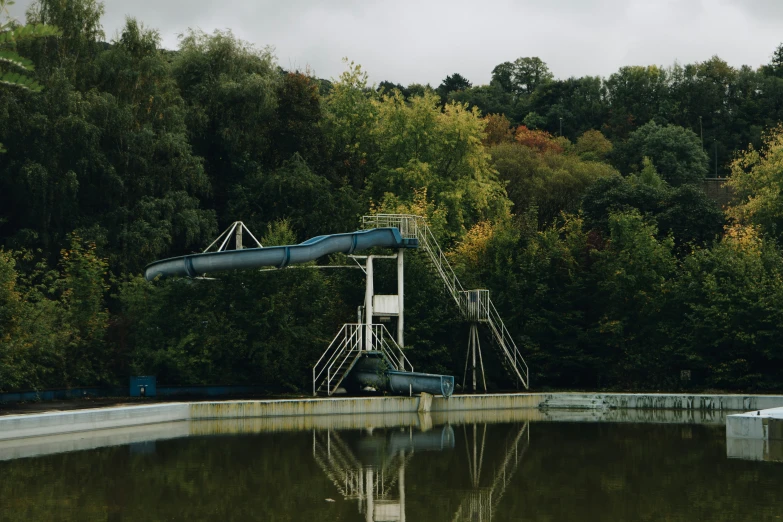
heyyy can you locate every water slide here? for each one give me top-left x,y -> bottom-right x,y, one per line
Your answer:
144,227 -> 417,281
144,226 -> 455,397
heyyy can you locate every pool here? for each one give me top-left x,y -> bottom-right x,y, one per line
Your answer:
0,409 -> 780,521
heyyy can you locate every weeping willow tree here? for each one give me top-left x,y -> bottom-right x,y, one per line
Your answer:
0,0 -> 60,152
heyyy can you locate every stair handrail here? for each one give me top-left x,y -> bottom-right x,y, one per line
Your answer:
325,327 -> 362,393
370,324 -> 414,372
363,214 -> 465,308
313,323 -> 362,396
484,298 -> 529,388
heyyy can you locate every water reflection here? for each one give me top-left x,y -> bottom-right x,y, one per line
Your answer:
311,420 -> 530,522
0,406 -> 730,462
1,415 -> 782,521
453,422 -> 529,522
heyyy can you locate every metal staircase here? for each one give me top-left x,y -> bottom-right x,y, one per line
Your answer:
363,214 -> 529,389
313,323 -> 413,396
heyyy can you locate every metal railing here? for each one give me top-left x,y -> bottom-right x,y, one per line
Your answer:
313,323 -> 413,396
369,324 -> 414,373
312,323 -> 363,396
363,214 -> 529,389
484,299 -> 529,389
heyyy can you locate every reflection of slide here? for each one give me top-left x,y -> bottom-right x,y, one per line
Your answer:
145,227 -> 418,281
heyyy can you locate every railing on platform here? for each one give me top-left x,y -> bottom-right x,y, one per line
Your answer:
363,214 -> 529,389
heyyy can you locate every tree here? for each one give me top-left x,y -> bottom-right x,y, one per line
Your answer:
575,129 -> 613,161
23,0 -> 103,86
322,60 -> 379,190
482,113 -> 513,146
173,29 -> 279,221
449,84 -> 517,118
669,225 -> 783,389
604,65 -> 672,138
0,0 -> 59,152
582,169 -> 724,249
528,76 -> 608,138
490,61 -> 514,92
436,72 -> 472,100
727,125 -> 783,242
763,43 -> 783,78
367,90 -> 510,236
514,125 -> 563,154
512,57 -> 553,96
491,141 -> 617,226
614,121 -> 708,186
589,210 -> 677,386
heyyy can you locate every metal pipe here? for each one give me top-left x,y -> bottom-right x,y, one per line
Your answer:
365,256 -> 374,352
397,248 -> 404,348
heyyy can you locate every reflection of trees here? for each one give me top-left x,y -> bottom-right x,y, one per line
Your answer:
1,423 -> 782,521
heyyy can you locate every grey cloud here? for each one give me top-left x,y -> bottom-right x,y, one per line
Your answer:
8,0 -> 783,86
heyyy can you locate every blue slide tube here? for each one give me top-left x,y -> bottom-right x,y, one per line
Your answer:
145,227 -> 417,281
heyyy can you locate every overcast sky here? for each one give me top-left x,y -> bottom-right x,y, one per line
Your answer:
8,0 -> 783,86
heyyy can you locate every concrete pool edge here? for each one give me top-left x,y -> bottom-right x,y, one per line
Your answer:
2,392 -> 783,442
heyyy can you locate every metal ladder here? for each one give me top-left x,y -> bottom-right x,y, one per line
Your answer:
362,214 -> 529,389
313,323 -> 413,396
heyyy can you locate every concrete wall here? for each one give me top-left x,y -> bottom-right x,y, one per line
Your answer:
0,404 -> 737,462
725,407 -> 783,440
0,421 -> 191,461
2,392 -> 782,443
0,403 -> 189,441
536,392 -> 783,412
189,396 -> 422,419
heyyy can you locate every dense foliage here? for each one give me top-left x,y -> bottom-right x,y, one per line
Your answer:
1,0 -> 783,393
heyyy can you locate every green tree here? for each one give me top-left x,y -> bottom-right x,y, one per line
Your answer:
727,126 -> 783,242
490,141 -> 617,226
511,57 -> 553,96
0,0 -> 60,152
173,29 -> 279,221
367,90 -> 510,236
322,60 -> 379,190
575,129 -> 613,162
436,72 -> 471,100
582,170 -> 723,249
589,210 -> 678,386
614,121 -> 708,186
604,65 -> 672,138
670,225 -> 783,389
23,0 -> 103,87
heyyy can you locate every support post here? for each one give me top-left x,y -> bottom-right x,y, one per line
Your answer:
365,256 -> 374,352
472,325 -> 477,392
235,222 -> 243,250
397,248 -> 404,348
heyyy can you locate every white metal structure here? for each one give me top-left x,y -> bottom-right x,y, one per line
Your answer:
313,246 -> 412,396
312,323 -> 413,396
362,214 -> 529,390
202,221 -> 263,253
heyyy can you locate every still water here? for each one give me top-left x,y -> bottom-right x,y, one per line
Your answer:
0,410 -> 781,521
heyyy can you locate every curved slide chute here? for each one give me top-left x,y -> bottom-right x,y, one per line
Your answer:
144,227 -> 417,281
